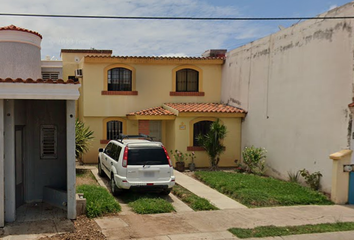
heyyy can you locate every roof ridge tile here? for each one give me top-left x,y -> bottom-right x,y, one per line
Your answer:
0,25 -> 42,39
0,78 -> 79,84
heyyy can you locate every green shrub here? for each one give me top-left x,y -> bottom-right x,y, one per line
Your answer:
287,170 -> 300,183
299,169 -> 322,190
76,184 -> 121,218
196,119 -> 227,170
75,119 -> 94,160
242,146 -> 267,174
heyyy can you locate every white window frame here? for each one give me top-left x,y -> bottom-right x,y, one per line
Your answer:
42,72 -> 59,81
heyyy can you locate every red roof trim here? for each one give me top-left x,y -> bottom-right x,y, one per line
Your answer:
127,106 -> 175,116
164,103 -> 246,113
85,55 -> 225,60
0,78 -> 79,84
0,25 -> 42,39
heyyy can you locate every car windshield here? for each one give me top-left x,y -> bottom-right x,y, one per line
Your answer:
127,147 -> 169,165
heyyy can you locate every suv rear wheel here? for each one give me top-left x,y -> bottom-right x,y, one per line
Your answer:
161,189 -> 171,195
98,159 -> 104,177
111,175 -> 119,196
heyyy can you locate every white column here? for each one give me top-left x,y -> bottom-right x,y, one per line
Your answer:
66,100 -> 76,219
0,100 -> 4,227
4,100 -> 15,222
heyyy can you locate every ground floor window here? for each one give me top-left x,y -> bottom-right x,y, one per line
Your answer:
193,120 -> 212,146
107,120 -> 123,140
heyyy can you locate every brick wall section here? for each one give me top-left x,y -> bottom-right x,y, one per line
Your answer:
170,91 -> 205,96
139,120 -> 150,135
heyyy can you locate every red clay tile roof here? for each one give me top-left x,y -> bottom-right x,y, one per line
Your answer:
0,25 -> 42,39
127,106 -> 175,116
85,55 -> 225,60
0,78 -> 79,84
61,49 -> 112,54
165,103 -> 246,113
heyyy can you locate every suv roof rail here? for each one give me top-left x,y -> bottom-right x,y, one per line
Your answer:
117,133 -> 153,142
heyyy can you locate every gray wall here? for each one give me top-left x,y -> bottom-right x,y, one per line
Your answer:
221,4 -> 354,192
14,100 -> 67,202
0,42 -> 41,79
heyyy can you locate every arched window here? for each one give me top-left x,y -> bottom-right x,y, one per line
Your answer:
193,120 -> 212,146
108,68 -> 132,91
176,68 -> 199,92
107,120 -> 123,140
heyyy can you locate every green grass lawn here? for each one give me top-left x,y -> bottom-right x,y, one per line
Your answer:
172,184 -> 218,211
195,171 -> 332,207
229,222 -> 354,238
120,192 -> 175,214
77,184 -> 121,218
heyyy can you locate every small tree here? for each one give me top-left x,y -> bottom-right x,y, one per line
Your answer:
197,119 -> 227,170
75,119 -> 94,161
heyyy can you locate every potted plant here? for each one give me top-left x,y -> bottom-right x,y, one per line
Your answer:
170,150 -> 186,172
188,152 -> 196,171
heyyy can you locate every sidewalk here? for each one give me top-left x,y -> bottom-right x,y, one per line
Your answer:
85,165 -> 354,239
97,205 -> 354,239
174,170 -> 247,209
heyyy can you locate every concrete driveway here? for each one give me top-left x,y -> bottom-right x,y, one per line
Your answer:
88,167 -> 354,240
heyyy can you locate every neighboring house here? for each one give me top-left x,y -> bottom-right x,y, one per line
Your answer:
0,25 -> 80,227
41,56 -> 63,81
221,2 -> 354,193
61,49 -> 246,167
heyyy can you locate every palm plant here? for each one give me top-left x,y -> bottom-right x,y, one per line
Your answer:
75,119 -> 94,161
196,119 -> 227,170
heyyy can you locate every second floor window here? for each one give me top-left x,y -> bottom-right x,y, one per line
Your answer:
176,69 -> 199,92
108,68 -> 132,91
42,72 -> 59,81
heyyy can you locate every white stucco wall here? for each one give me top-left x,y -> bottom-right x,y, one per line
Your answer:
0,30 -> 41,79
221,3 -> 354,192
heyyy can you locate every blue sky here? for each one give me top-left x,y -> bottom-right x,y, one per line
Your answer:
0,0 -> 351,59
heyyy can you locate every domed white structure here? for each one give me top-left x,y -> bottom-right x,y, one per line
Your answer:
0,25 -> 42,79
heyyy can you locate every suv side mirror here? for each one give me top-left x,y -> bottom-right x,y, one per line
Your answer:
99,148 -> 103,152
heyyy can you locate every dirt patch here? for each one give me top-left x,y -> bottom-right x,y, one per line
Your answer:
40,169 -> 105,239
76,168 -> 99,186
39,215 -> 106,240
182,170 -> 196,178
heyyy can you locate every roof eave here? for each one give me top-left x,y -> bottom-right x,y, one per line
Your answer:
177,112 -> 246,118
126,115 -> 176,120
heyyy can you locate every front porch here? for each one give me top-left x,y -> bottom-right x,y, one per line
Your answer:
0,79 -> 80,227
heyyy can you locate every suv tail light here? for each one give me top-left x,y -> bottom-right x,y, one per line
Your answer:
122,147 -> 128,168
162,146 -> 172,167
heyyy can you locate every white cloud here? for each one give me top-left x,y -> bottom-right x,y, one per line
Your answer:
159,53 -> 188,57
329,5 -> 338,10
0,0 -> 256,59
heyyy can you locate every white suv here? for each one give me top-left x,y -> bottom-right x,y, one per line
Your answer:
98,134 -> 175,195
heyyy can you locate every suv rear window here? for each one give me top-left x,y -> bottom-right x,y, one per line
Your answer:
128,147 -> 169,165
